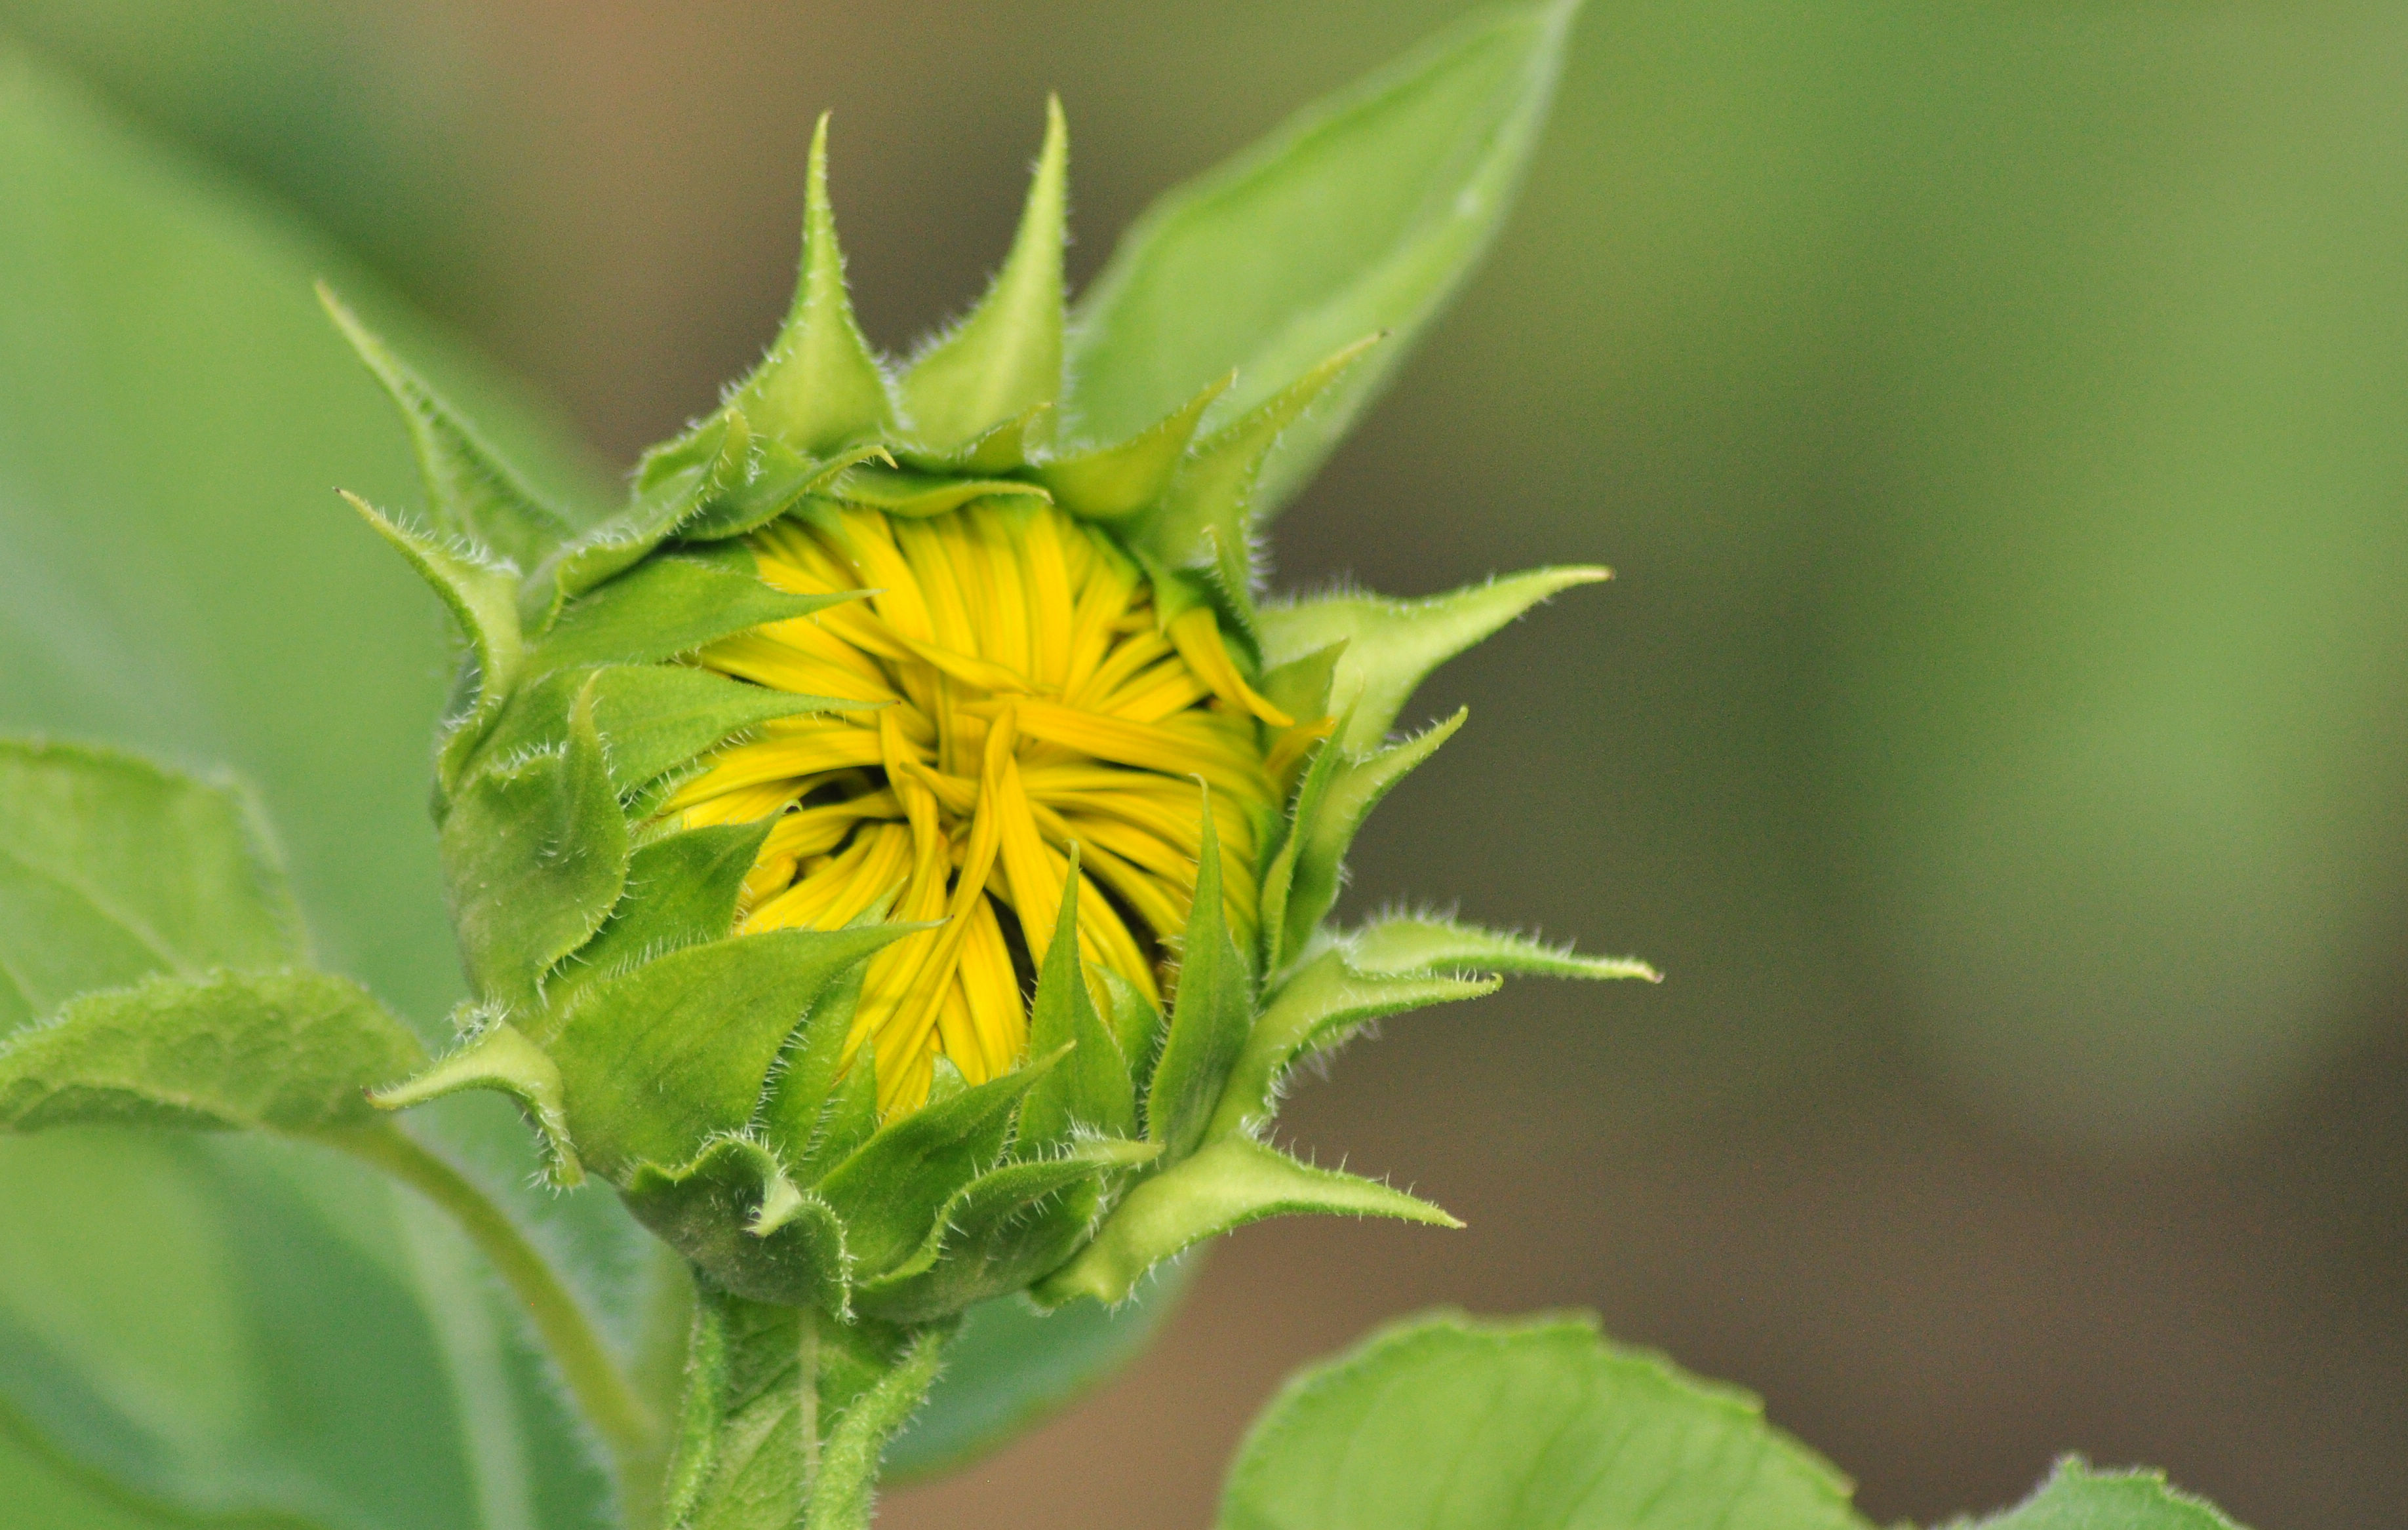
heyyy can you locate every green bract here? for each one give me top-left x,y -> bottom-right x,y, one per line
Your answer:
340,0 -> 1648,1346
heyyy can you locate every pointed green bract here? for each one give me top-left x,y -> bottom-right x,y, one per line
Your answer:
320,285 -> 575,570
1350,914 -> 1661,983
344,492 -> 522,734
549,821 -> 774,1011
762,951 -> 872,1167
856,1139 -> 1160,1324
1144,801 -> 1254,1164
831,463 -> 1050,518
732,113 -> 896,454
1261,568 -> 1608,752
1210,949 -> 1495,1142
804,1324 -> 949,1530
1036,373 -> 1231,520
547,924 -> 913,1177
521,412 -> 742,629
902,96 -> 1068,451
1020,863 -> 1140,1147
370,1017 -> 581,1182
438,680 -> 630,1008
1036,1136 -> 1457,1308
1071,0 -> 1578,519
1137,338 -> 1377,574
529,552 -> 865,676
815,1054 -> 1063,1280
623,1137 -> 849,1312
1215,1308 -> 1870,1530
1270,709 -> 1466,966
0,969 -> 425,1135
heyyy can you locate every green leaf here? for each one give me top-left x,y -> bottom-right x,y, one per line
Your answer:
370,1020 -> 580,1185
0,970 -> 424,1135
1271,710 -> 1466,969
901,96 -> 1067,452
882,1257 -> 1200,1482
437,681 -> 631,1008
1260,568 -> 1607,754
729,113 -> 896,454
546,924 -> 913,1178
853,1138 -> 1160,1324
528,553 -> 863,677
1035,373 -> 1229,522
1209,949 -> 1495,1143
1019,866 -> 1139,1148
813,1055 -> 1061,1280
1349,914 -> 1661,983
1068,0 -> 1577,517
1215,1310 -> 1870,1530
0,741 -> 302,1023
621,1136 -> 847,1312
1037,1136 -> 1455,1308
0,53 -> 623,1527
319,285 -> 575,572
1144,802 -> 1253,1163
1960,1459 -> 2249,1530
471,663 -> 859,801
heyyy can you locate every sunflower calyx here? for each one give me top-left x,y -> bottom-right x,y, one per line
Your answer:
340,90 -> 1649,1325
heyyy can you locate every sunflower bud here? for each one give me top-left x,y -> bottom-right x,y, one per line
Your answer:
340,85 -> 1648,1325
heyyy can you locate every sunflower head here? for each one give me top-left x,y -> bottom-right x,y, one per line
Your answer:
345,85 -> 1648,1324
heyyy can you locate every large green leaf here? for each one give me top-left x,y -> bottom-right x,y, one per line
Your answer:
0,49 -> 633,1529
1217,1310 -> 1870,1530
1958,1460 -> 2248,1530
1067,0 -> 1575,517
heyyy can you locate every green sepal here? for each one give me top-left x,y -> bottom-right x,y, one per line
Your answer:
760,940 -> 869,1166
1036,1135 -> 1457,1308
1258,639 -> 1347,731
897,404 -> 1052,477
806,1046 -> 881,1177
1209,947 -> 1495,1142
1267,707 -> 1465,971
1019,861 -> 1139,1148
814,1049 -> 1065,1281
1094,964 -> 1164,1096
547,821 -> 773,1011
1143,798 -> 1253,1164
545,923 -> 916,1178
901,95 -> 1067,452
439,679 -> 631,1008
1349,914 -> 1661,983
854,1137 -> 1162,1324
369,1014 -> 582,1183
677,440 -> 899,543
520,412 -> 742,631
728,113 -> 897,454
828,462 -> 1050,519
319,285 -> 575,570
0,968 -> 426,1134
1035,373 -> 1231,521
1260,567 -> 1608,753
1133,336 -> 1378,575
622,1135 -> 850,1312
528,551 -> 865,676
471,661 -> 861,800
343,492 -> 521,756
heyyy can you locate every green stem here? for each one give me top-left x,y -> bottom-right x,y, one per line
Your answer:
318,1124 -> 659,1499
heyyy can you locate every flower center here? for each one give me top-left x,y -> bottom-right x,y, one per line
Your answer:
667,498 -> 1311,1114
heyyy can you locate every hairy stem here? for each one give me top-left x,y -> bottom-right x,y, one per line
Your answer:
319,1124 -> 659,1502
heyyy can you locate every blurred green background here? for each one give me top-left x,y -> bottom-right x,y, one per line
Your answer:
1,1 -> 2403,1527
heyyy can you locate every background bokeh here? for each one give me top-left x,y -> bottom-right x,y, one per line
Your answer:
3,1 -> 2404,1525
